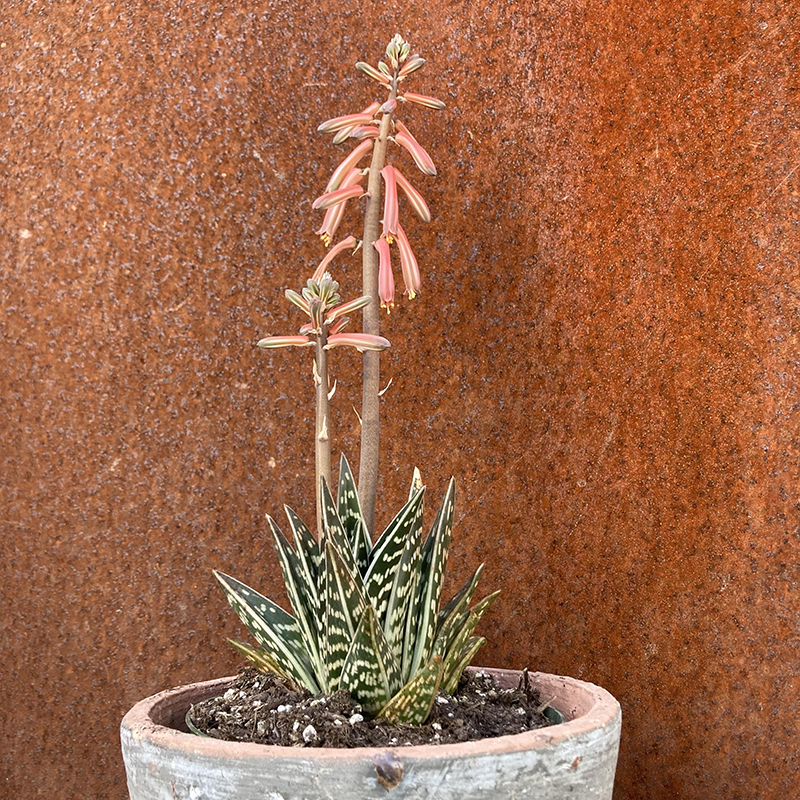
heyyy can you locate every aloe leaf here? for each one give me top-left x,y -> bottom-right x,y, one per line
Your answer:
408,466 -> 423,501
227,639 -> 296,684
337,454 -> 371,573
320,477 -> 360,580
433,605 -> 470,659
401,566 -> 422,682
322,540 -> 367,691
437,563 -> 484,633
284,506 -> 321,586
439,591 -> 499,690
407,478 -> 455,676
339,605 -> 402,716
214,571 -> 320,693
442,636 -> 486,695
377,655 -> 443,725
266,516 -> 324,683
382,496 -> 425,663
363,487 -> 425,626
435,588 -> 499,661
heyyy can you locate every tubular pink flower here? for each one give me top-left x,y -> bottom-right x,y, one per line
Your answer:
402,92 -> 446,110
285,288 -> 311,314
325,140 -> 373,192
398,55 -> 425,77
315,169 -> 364,244
395,225 -> 421,299
394,168 -> 431,223
356,62 -> 391,86
325,333 -> 391,352
374,237 -> 394,309
257,335 -> 314,349
327,316 -> 350,335
325,294 -> 371,324
312,184 -> 364,211
312,235 -> 358,282
394,130 -> 437,176
318,112 -> 374,135
316,201 -> 346,246
380,165 -> 400,241
349,125 -> 381,140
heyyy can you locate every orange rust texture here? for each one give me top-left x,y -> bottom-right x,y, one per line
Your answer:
1,2 -> 797,798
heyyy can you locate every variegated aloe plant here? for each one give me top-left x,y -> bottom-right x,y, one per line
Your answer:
215,35 -> 496,724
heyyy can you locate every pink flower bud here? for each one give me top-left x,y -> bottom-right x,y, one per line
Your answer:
394,130 -> 437,176
318,112 -> 376,134
394,169 -> 431,223
374,238 -> 394,309
312,235 -> 359,282
257,335 -> 314,349
325,139 -> 374,192
402,92 -> 446,110
356,62 -> 391,86
396,225 -> 421,299
312,184 -> 364,211
326,333 -> 391,352
380,166 -> 400,241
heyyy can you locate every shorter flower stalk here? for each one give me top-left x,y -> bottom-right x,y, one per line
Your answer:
258,271 -> 389,533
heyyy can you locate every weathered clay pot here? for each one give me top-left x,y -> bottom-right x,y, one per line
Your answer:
120,667 -> 621,799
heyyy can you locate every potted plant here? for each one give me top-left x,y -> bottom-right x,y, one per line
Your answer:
121,35 -> 621,799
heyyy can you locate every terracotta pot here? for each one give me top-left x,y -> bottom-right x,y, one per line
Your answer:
120,667 -> 621,799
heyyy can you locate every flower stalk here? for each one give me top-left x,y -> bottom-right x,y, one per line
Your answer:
314,331 -> 331,535
358,77 -> 398,535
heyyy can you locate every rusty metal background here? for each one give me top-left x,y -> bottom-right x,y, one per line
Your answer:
1,2 -> 797,798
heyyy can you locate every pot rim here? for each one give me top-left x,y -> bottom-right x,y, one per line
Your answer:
122,666 -> 620,761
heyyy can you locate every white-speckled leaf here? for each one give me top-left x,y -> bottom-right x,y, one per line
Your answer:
437,563 -> 484,633
322,540 -> 367,691
339,605 -> 401,715
408,478 -> 455,677
382,488 -> 425,663
377,655 -> 443,725
442,636 -> 486,695
321,477 -> 360,580
226,639 -> 295,684
336,454 -> 371,574
284,505 -> 321,588
267,515 -> 324,684
363,487 -> 425,626
214,571 -> 319,693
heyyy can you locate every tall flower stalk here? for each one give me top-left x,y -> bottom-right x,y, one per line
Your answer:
314,34 -> 445,534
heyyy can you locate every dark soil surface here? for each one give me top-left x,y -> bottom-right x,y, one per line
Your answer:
187,667 -> 556,748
